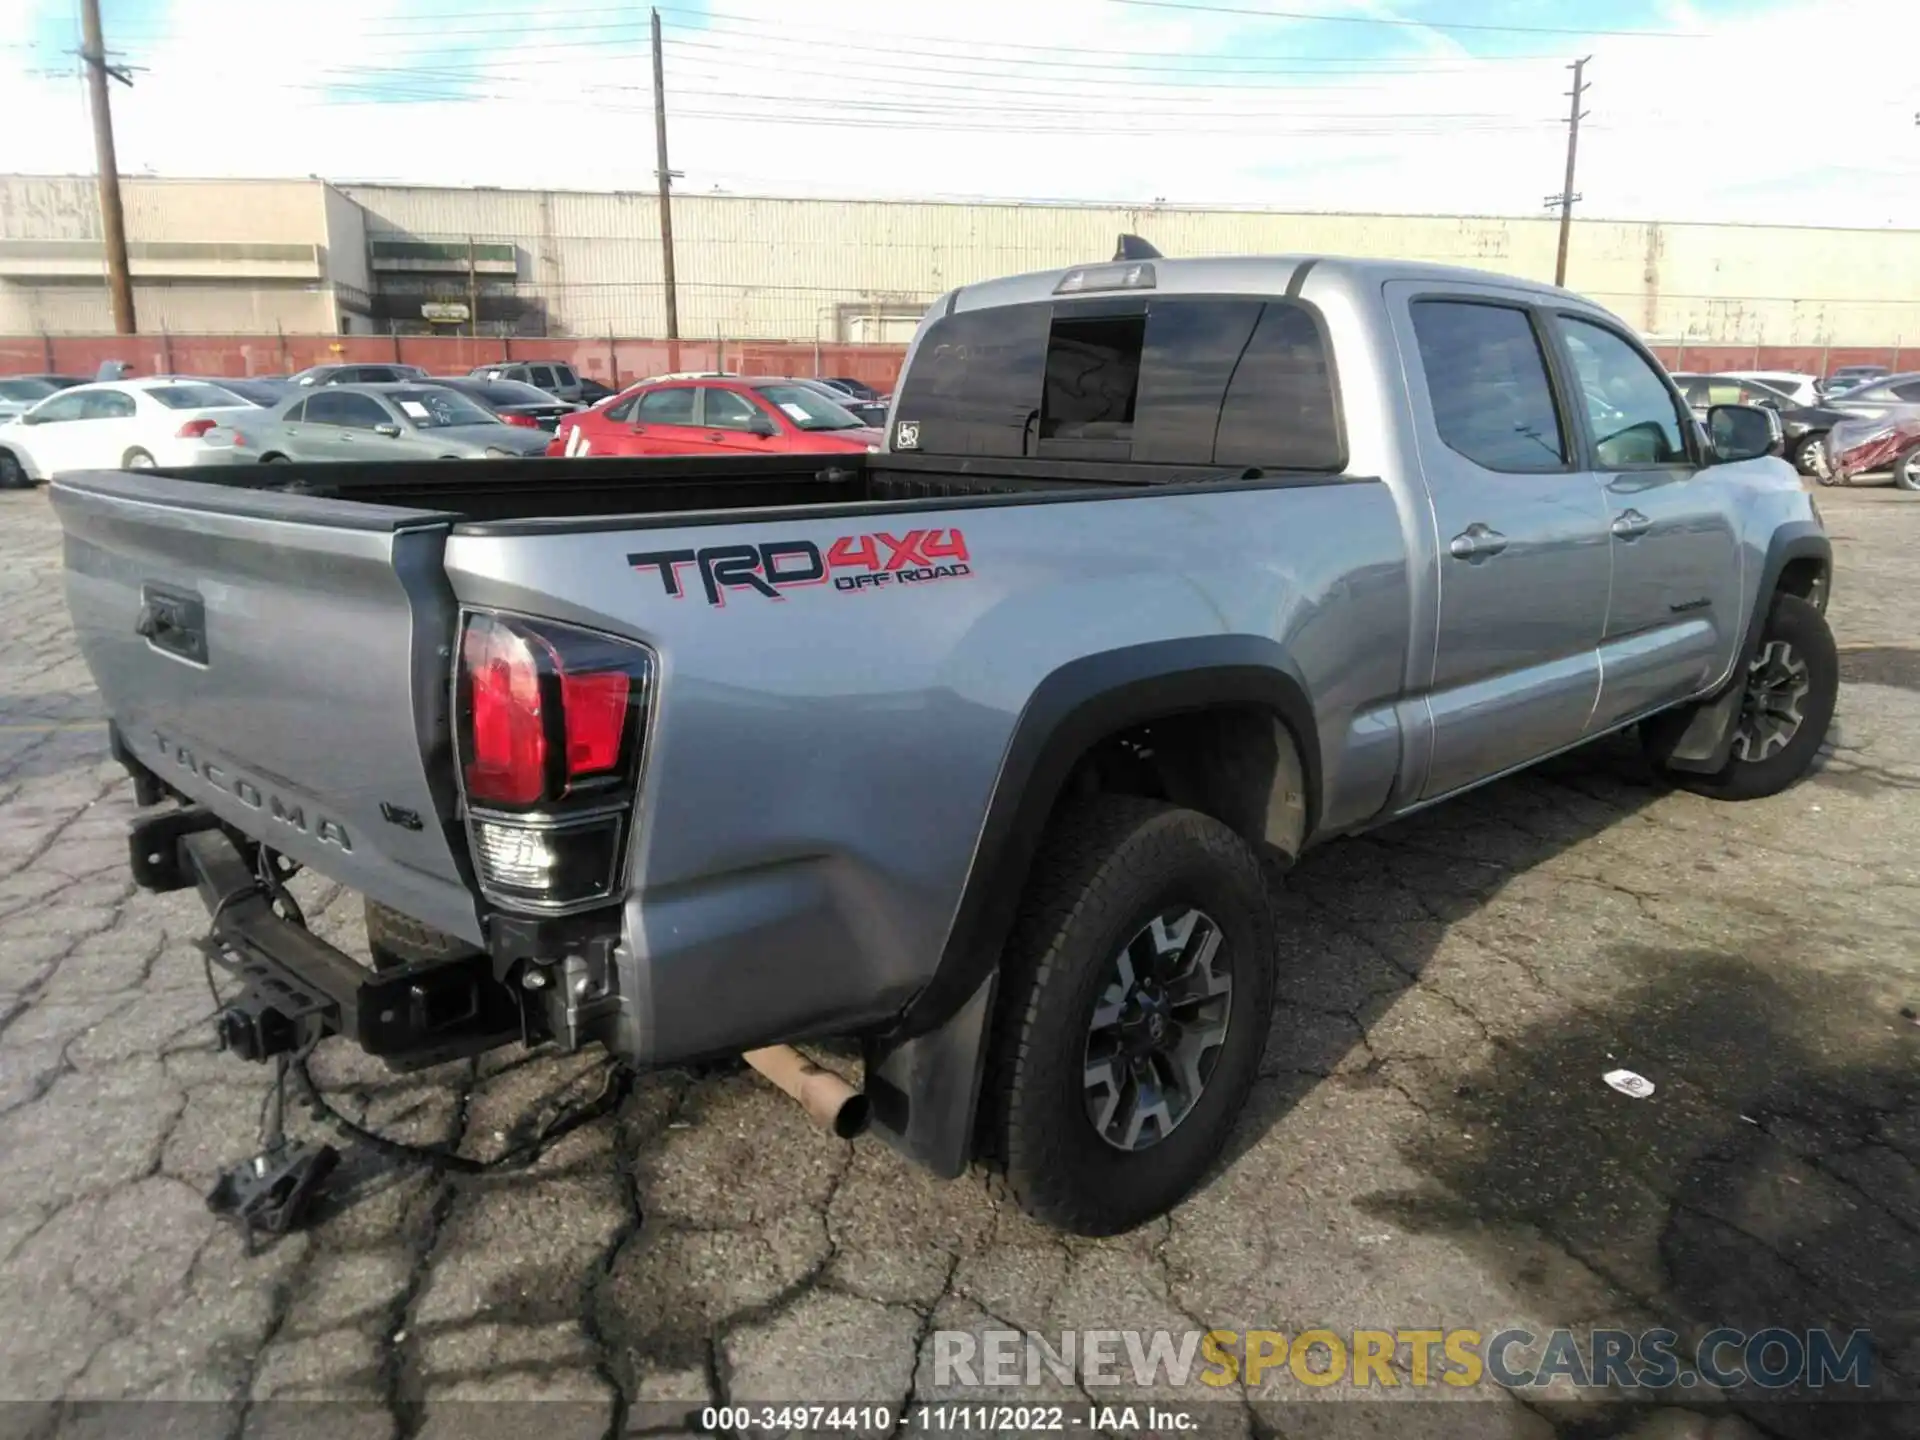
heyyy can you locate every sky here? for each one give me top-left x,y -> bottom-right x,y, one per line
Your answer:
0,0 -> 1915,225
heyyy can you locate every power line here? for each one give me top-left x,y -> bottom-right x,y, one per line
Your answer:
305,61 -> 1555,120
1106,0 -> 1705,38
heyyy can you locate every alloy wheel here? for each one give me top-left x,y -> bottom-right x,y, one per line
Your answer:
1732,639 -> 1811,762
1082,906 -> 1233,1152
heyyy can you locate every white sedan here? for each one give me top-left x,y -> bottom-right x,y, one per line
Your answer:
0,378 -> 257,486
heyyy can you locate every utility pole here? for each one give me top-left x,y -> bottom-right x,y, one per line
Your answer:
650,7 -> 681,340
1548,57 -> 1590,288
79,0 -> 136,334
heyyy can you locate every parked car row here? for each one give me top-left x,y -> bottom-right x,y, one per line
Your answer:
1669,368 -> 1920,481
0,365 -> 890,484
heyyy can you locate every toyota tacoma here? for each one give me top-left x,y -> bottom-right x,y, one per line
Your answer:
53,254 -> 1834,1235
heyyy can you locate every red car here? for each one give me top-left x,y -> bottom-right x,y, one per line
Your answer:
550,376 -> 881,459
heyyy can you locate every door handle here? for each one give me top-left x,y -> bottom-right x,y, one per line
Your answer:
1611,509 -> 1652,540
1448,523 -> 1508,562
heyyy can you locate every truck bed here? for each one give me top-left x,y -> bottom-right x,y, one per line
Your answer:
156,452 -> 1295,527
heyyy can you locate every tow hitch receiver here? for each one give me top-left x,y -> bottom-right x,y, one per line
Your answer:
168,823 -> 523,1066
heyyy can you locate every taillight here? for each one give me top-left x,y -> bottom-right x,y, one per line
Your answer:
177,418 -> 217,439
499,412 -> 540,429
455,611 -> 654,912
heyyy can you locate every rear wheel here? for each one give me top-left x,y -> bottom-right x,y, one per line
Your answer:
1648,593 -> 1837,801
1894,442 -> 1920,493
363,899 -> 482,972
122,448 -> 155,469
1795,433 -> 1834,483
0,448 -> 27,488
981,796 -> 1275,1235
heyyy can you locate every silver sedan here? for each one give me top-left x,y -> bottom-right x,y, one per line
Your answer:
210,383 -> 555,463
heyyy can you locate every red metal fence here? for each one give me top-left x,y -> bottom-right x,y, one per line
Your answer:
3,333 -> 1913,393
1644,343 -> 1913,376
0,334 -> 912,391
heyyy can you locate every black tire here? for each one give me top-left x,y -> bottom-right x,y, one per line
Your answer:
363,898 -> 482,971
980,795 -> 1275,1235
0,448 -> 27,488
1893,441 -> 1920,493
1649,593 -> 1837,801
122,447 -> 155,469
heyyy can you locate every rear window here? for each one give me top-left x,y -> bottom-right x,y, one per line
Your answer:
474,380 -> 560,406
892,295 -> 1342,470
147,383 -> 247,409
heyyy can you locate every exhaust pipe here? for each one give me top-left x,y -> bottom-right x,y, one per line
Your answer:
743,1045 -> 870,1139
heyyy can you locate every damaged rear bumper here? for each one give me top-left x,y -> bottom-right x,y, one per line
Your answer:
145,810 -> 523,1068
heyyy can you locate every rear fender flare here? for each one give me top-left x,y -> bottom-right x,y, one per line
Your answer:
864,636 -> 1319,1177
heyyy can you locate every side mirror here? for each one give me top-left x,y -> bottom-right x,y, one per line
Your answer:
748,413 -> 779,437
1707,404 -> 1783,464
373,422 -> 402,438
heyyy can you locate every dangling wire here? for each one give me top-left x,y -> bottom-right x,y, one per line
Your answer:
204,843 -> 629,1179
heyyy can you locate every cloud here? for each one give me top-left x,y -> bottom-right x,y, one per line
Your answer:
0,0 -> 1912,225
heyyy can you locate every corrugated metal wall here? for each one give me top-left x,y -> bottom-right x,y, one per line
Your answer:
344,184 -> 1920,346
5,174 -> 1919,345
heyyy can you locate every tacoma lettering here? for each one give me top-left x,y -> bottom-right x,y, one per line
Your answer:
150,731 -> 353,852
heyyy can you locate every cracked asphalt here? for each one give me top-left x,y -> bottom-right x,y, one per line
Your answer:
0,484 -> 1914,1440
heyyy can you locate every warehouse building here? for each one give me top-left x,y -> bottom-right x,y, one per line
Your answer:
3,172 -> 1919,347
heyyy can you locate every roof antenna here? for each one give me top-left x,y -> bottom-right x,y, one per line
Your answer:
1113,233 -> 1163,261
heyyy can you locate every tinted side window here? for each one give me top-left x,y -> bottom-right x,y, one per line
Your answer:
1215,303 -> 1343,471
1040,313 -> 1144,450
703,389 -> 762,430
81,390 -> 136,420
1410,301 -> 1566,473
553,365 -> 577,385
1130,299 -> 1262,465
1893,380 -> 1920,402
891,303 -> 1052,457
637,388 -> 696,424
283,399 -> 308,423
1555,316 -> 1688,467
306,391 -> 390,428
29,392 -> 88,423
531,366 -> 557,389
603,393 -> 639,423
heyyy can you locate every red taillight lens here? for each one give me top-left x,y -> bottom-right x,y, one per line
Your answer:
457,612 -> 655,912
561,670 -> 630,777
177,418 -> 217,439
461,617 -> 549,806
458,612 -> 652,810
500,412 -> 540,429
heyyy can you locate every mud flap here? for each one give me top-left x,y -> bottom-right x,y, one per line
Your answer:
1643,679 -> 1745,774
865,971 -> 997,1179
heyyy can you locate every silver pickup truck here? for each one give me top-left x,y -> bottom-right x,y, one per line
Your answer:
53,254 -> 1834,1236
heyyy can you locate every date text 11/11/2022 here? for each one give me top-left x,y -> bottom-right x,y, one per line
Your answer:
630,528 -> 972,607
697,1405 -> 1196,1433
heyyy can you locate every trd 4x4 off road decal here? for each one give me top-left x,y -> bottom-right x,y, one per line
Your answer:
629,528 -> 972,606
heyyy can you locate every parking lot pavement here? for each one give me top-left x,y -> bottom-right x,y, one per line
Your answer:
0,485 -> 1914,1440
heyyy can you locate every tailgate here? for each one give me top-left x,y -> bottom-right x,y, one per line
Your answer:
52,470 -> 483,944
